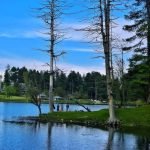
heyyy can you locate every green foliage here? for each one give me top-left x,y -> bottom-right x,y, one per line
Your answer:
3,66 -> 107,101
135,100 -> 145,106
124,0 -> 148,52
40,109 -> 108,123
83,72 -> 107,100
26,87 -> 39,100
27,86 -> 42,115
0,94 -> 28,102
123,0 -> 150,103
124,58 -> 149,102
116,106 -> 150,127
4,65 -> 10,86
4,85 -> 18,97
54,87 -> 66,97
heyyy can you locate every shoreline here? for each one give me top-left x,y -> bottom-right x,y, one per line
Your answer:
0,100 -> 137,107
4,111 -> 150,138
9,105 -> 149,129
0,99 -> 107,105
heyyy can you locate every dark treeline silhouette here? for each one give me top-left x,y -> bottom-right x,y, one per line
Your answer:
3,65 -> 107,100
2,65 -> 149,103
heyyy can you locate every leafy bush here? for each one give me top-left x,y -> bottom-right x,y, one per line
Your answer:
135,100 -> 145,107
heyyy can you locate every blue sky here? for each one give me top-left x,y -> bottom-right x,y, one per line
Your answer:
0,0 -> 130,76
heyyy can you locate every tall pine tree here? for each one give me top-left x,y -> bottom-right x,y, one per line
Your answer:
123,0 -> 150,103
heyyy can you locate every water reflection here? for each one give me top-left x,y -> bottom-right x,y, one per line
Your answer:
31,121 -> 41,133
105,128 -> 114,150
104,127 -> 150,150
136,136 -> 150,150
47,123 -> 52,150
0,102 -> 108,120
0,101 -> 149,150
0,121 -> 149,150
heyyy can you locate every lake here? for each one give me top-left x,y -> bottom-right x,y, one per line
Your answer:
0,102 -> 149,150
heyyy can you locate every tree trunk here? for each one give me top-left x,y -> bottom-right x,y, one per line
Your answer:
106,128 -> 114,150
49,53 -> 54,112
104,0 -> 117,123
147,92 -> 150,104
121,49 -> 125,107
95,80 -> 97,100
38,0 -> 64,112
47,123 -> 52,150
105,52 -> 116,122
38,105 -> 42,116
49,0 -> 55,112
146,0 -> 150,104
75,101 -> 91,112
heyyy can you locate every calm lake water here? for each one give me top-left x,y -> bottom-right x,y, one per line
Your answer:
0,102 -> 149,150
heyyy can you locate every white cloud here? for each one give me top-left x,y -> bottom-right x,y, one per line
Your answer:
68,48 -> 94,53
112,18 -> 134,39
0,33 -> 16,38
22,31 -> 48,38
0,57 -> 105,79
0,30 -> 48,39
58,62 -> 105,75
61,22 -> 91,42
0,22 -> 90,41
0,19 -> 134,42
0,57 -> 46,71
63,19 -> 135,43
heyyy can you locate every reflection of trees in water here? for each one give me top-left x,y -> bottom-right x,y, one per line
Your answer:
33,122 -> 40,132
27,122 -> 41,134
29,122 -> 53,150
115,132 -> 150,150
105,128 -> 115,150
136,136 -> 150,150
116,132 -> 125,150
105,128 -> 150,150
65,123 -> 83,132
53,123 -> 84,134
47,123 -> 53,150
105,128 -> 126,150
27,123 -> 150,150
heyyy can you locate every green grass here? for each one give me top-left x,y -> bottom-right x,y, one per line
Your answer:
116,106 -> 150,127
41,109 -> 108,124
0,94 -> 29,103
40,105 -> 150,128
0,95 -> 104,105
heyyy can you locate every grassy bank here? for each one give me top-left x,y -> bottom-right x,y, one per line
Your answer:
0,95 -> 29,103
0,94 -> 146,107
40,105 -> 150,128
0,95 -> 106,105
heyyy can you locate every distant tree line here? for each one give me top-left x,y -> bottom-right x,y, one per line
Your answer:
2,64 -> 149,103
2,65 -> 107,100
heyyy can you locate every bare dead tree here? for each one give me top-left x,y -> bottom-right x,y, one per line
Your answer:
79,0 -> 126,124
37,0 -> 66,112
113,37 -> 131,107
75,101 -> 91,112
114,54 -> 125,107
92,0 -> 118,124
102,0 -> 117,124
